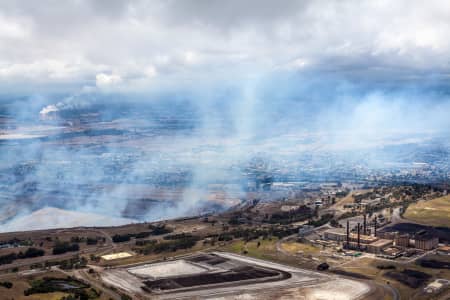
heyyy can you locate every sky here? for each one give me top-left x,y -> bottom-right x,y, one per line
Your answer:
1,0 -> 450,96
1,1 -> 450,228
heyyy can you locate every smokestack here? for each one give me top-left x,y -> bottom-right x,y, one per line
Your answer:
357,222 -> 361,249
346,220 -> 350,249
363,214 -> 367,235
374,218 -> 377,237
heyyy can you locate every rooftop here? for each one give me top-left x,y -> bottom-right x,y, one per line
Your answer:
101,252 -> 133,261
437,246 -> 450,253
369,239 -> 393,247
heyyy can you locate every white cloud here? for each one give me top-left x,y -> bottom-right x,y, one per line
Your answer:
183,51 -> 199,65
143,65 -> 157,78
95,73 -> 122,88
0,0 -> 449,93
0,14 -> 29,39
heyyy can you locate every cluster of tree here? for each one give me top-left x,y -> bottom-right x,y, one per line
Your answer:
52,241 -> 80,255
120,294 -> 132,300
148,224 -> 173,235
40,258 -> 86,269
59,288 -> 101,300
217,233 -> 233,241
163,233 -> 193,240
376,264 -> 396,270
113,227 -> 171,243
0,247 -> 45,265
385,269 -> 431,288
59,256 -> 88,270
112,234 -> 134,243
202,217 -> 218,226
228,215 -> 248,225
307,213 -> 334,227
337,211 -> 358,220
24,276 -> 89,296
264,206 -> 312,224
0,237 -> 21,246
0,253 -> 16,265
86,237 -> 100,245
153,236 -> 200,253
70,236 -> 103,245
112,232 -> 150,243
0,281 -> 13,289
418,259 -> 450,269
21,247 -> 45,258
70,236 -> 85,243
0,237 -> 33,247
135,231 -> 152,239
330,219 -> 340,227
30,262 -> 44,269
207,225 -> 299,243
135,239 -> 157,247
139,236 -> 200,254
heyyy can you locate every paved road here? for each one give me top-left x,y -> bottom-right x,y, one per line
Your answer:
73,268 -> 122,300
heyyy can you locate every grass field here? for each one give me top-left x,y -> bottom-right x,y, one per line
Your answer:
330,189 -> 372,213
0,279 -> 70,300
404,195 -> 450,227
281,241 -> 320,255
225,238 -> 279,260
337,254 -> 450,300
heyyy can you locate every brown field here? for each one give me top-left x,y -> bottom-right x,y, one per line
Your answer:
330,189 -> 372,212
336,255 -> 450,300
404,195 -> 450,227
0,270 -> 111,300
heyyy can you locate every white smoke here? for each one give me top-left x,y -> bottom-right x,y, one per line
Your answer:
39,104 -> 59,116
39,97 -> 91,117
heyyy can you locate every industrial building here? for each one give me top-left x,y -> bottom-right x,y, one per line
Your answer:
322,213 -> 440,257
322,228 -> 391,254
366,239 -> 393,254
101,252 -> 133,261
437,246 -> 450,255
394,234 -> 410,248
378,231 -> 398,240
414,234 -> 439,250
323,228 -> 377,244
379,246 -> 403,259
323,228 -> 347,242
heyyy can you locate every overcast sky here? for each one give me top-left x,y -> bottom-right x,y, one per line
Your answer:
1,0 -> 450,95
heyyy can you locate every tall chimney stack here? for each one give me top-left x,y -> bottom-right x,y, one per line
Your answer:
374,218 -> 377,237
357,222 -> 361,249
363,214 -> 367,235
346,220 -> 350,248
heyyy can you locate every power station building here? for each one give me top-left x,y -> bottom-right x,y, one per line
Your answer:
322,228 -> 391,254
394,234 -> 410,248
414,234 -> 439,250
322,215 -> 440,256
